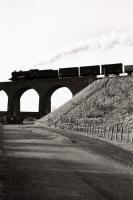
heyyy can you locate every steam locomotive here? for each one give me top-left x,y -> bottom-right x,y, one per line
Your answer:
9,63 -> 133,81
10,69 -> 58,81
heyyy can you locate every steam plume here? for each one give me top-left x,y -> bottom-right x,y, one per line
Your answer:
34,31 -> 133,67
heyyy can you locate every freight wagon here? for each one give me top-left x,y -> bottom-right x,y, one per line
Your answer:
59,67 -> 79,77
80,65 -> 100,77
101,63 -> 123,76
124,65 -> 133,75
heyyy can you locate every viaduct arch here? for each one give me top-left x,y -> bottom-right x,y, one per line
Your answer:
0,76 -> 95,123
0,90 -> 8,111
20,89 -> 39,112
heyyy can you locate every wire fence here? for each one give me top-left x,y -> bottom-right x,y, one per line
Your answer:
56,122 -> 133,144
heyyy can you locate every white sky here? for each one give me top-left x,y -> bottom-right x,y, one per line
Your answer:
0,0 -> 133,111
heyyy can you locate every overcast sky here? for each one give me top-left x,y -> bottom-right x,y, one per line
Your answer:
1,0 -> 133,81
0,0 -> 133,111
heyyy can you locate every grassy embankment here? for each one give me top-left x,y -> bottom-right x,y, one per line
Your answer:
35,76 -> 133,143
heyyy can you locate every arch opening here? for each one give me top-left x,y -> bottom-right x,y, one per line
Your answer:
51,87 -> 72,111
0,90 -> 8,111
20,89 -> 39,112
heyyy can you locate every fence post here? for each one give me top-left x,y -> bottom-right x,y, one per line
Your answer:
120,126 -> 124,142
85,125 -> 87,134
110,127 -> 114,140
91,125 -> 93,135
100,127 -> 103,137
131,128 -> 133,144
103,127 -> 106,137
115,124 -> 119,141
87,124 -> 89,134
96,126 -> 98,136
95,126 -> 97,135
94,125 -> 96,135
127,127 -> 130,143
90,125 -> 92,135
108,127 -> 111,139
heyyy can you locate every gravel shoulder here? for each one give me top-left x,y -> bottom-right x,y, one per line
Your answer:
42,127 -> 133,167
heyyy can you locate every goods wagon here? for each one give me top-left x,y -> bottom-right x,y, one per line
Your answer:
80,65 -> 100,76
124,65 -> 133,75
59,67 -> 79,77
101,63 -> 123,76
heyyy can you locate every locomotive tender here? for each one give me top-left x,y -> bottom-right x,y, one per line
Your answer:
10,63 -> 133,81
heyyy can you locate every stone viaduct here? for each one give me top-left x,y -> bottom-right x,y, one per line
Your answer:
0,76 -> 96,123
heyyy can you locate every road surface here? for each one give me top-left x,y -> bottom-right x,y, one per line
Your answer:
1,125 -> 133,200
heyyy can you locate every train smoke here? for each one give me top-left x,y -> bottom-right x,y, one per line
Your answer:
34,31 -> 133,67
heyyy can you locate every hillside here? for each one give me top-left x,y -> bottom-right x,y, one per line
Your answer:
35,76 -> 133,130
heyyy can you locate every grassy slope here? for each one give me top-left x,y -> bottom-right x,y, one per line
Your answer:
36,76 -> 133,128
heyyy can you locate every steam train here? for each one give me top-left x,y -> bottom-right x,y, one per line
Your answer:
9,63 -> 133,81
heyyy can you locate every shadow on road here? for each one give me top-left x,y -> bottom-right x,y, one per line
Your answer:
3,157 -> 133,200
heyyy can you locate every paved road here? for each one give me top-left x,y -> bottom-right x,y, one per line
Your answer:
1,125 -> 133,200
